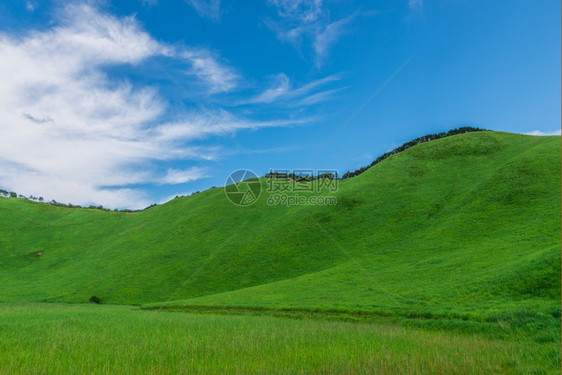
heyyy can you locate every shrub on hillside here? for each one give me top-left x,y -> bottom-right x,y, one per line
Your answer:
89,296 -> 101,304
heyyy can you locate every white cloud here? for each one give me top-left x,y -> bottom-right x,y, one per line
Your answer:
0,4 -> 285,209
269,0 -> 324,23
247,74 -> 291,103
266,0 -> 356,66
162,167 -> 208,184
150,110 -> 311,144
313,15 -> 354,66
25,1 -> 36,12
524,129 -> 561,136
296,86 -> 347,106
245,73 -> 341,104
266,0 -> 325,45
186,0 -> 222,20
182,49 -> 239,93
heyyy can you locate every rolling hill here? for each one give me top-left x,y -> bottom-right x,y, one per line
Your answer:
0,131 -> 560,334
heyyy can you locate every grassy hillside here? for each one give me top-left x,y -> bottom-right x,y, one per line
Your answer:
0,132 -> 559,328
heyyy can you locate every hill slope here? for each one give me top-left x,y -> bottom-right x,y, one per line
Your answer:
0,131 -> 560,327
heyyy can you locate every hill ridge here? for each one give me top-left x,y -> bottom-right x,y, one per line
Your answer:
0,127 -> 487,211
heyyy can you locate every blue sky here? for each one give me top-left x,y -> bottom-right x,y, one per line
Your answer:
0,0 -> 559,209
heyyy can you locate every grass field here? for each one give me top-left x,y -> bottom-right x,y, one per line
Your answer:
0,302 -> 559,374
0,131 -> 560,373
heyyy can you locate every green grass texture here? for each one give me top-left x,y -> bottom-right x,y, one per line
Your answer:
0,302 -> 559,374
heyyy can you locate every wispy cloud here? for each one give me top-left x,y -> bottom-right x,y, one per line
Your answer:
186,0 -> 222,20
244,73 -> 342,105
150,112 -> 311,146
266,0 -> 360,66
524,129 -> 561,136
408,0 -> 423,10
0,4 -> 292,209
162,167 -> 208,184
296,86 -> 347,106
249,74 -> 291,103
313,15 -> 355,66
25,1 -> 36,12
181,49 -> 239,93
269,0 -> 324,25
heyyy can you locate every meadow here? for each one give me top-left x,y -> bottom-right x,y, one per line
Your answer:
0,302 -> 558,374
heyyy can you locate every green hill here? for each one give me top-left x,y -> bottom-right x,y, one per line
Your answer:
0,131 -> 560,332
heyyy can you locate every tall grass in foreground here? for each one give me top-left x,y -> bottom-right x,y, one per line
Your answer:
0,303 -> 558,374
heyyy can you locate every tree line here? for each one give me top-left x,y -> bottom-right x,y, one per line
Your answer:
0,189 -> 154,213
341,127 -> 487,179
